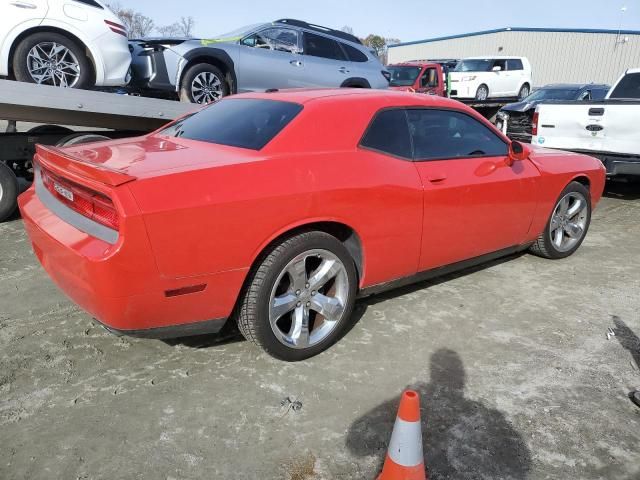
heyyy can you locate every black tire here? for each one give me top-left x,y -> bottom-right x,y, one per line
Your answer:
13,32 -> 92,89
237,231 -> 358,361
529,181 -> 592,259
179,63 -> 229,104
518,83 -> 531,100
475,84 -> 489,101
0,162 -> 19,222
56,133 -> 111,147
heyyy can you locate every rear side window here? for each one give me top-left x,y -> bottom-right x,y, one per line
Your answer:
406,109 -> 508,161
591,88 -> 609,100
360,109 -> 412,159
341,43 -> 369,62
159,99 -> 303,150
609,73 -> 640,99
507,59 -> 523,71
303,32 -> 346,60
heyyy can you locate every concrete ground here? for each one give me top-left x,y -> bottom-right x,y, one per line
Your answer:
1,182 -> 639,480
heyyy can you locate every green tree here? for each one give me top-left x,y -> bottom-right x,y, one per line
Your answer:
363,34 -> 387,58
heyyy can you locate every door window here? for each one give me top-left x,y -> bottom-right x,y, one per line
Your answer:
492,60 -> 507,71
360,109 -> 412,159
421,68 -> 438,88
303,32 -> 346,60
507,59 -> 524,71
241,28 -> 300,53
341,43 -> 369,62
406,109 -> 508,161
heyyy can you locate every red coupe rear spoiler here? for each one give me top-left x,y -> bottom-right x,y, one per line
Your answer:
35,144 -> 136,187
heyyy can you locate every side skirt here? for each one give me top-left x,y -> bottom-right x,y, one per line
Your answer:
358,244 -> 531,298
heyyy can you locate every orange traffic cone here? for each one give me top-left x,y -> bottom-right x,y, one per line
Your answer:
377,390 -> 427,480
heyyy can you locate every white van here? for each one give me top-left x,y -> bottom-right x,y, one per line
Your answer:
449,56 -> 532,101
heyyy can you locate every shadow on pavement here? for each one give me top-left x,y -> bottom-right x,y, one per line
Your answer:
346,349 -> 532,479
604,180 -> 640,201
612,316 -> 640,370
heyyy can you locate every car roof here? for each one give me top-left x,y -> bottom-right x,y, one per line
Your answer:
228,88 -> 467,108
540,83 -> 610,90
465,56 -> 528,60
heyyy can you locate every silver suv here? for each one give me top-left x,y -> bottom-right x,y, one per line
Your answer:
129,19 -> 390,104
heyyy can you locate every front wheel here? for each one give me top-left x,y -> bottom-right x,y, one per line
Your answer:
475,84 -> 489,101
237,231 -> 358,361
179,63 -> 229,104
529,181 -> 591,259
0,162 -> 19,222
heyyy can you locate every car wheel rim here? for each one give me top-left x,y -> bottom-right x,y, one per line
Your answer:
478,87 -> 488,100
520,86 -> 530,99
269,249 -> 349,350
549,192 -> 588,252
26,42 -> 81,88
191,72 -> 223,104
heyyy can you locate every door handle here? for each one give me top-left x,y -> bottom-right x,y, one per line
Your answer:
290,60 -> 303,67
339,67 -> 350,74
10,1 -> 37,7
588,108 -> 604,116
427,173 -> 447,183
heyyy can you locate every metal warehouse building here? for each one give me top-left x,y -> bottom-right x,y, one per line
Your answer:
388,28 -> 640,87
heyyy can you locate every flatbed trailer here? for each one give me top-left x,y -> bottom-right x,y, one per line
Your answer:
0,80 -> 196,222
459,98 -> 516,123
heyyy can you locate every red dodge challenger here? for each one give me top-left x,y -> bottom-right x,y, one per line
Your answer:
19,89 -> 606,361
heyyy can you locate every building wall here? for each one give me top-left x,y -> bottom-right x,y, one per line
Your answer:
388,30 -> 640,87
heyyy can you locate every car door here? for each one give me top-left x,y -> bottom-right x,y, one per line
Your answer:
407,108 -> 539,271
506,59 -> 525,96
1,0 -> 48,54
237,27 -> 307,91
491,59 -> 509,96
300,31 -> 349,87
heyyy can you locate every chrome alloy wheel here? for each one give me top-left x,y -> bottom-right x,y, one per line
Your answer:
549,192 -> 589,252
269,249 -> 349,349
191,72 -> 223,104
26,42 -> 81,87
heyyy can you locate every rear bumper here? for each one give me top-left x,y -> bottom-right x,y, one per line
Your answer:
599,156 -> 640,177
18,187 -> 245,338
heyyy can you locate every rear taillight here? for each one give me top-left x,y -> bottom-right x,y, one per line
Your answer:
105,19 -> 127,37
381,70 -> 391,83
40,167 -> 120,231
532,111 -> 539,136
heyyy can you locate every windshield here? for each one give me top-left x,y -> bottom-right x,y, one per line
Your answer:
159,98 -> 303,150
609,73 -> 640,99
454,59 -> 493,72
208,23 -> 265,41
524,88 -> 579,102
388,66 -> 423,86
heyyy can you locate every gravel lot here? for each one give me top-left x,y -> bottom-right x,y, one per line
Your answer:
1,182 -> 639,480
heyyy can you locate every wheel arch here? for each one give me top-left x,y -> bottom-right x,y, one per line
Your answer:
179,48 -> 237,94
249,220 -> 364,285
571,175 -> 591,189
7,26 -> 97,84
340,77 -> 371,88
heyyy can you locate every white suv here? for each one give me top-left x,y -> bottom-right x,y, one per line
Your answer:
0,0 -> 131,88
449,56 -> 532,101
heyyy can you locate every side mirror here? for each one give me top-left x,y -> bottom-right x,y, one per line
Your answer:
506,141 -> 530,166
492,65 -> 502,72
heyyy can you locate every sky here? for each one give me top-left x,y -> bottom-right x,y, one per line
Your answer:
124,0 -> 640,42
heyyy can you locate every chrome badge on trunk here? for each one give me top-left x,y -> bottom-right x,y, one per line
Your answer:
54,183 -> 74,202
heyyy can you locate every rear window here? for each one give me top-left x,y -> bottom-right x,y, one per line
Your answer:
159,99 -> 303,150
341,43 -> 369,62
609,73 -> 640,99
303,32 -> 346,60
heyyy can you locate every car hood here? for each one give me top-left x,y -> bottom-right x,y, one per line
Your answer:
501,100 -> 540,113
58,135 -> 264,180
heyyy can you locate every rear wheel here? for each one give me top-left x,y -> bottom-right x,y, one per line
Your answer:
0,162 -> 19,222
237,231 -> 357,361
529,181 -> 591,259
13,32 -> 92,89
475,84 -> 489,101
518,83 -> 531,100
179,63 -> 229,104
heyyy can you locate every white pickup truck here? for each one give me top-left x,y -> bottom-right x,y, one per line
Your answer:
532,69 -> 640,177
